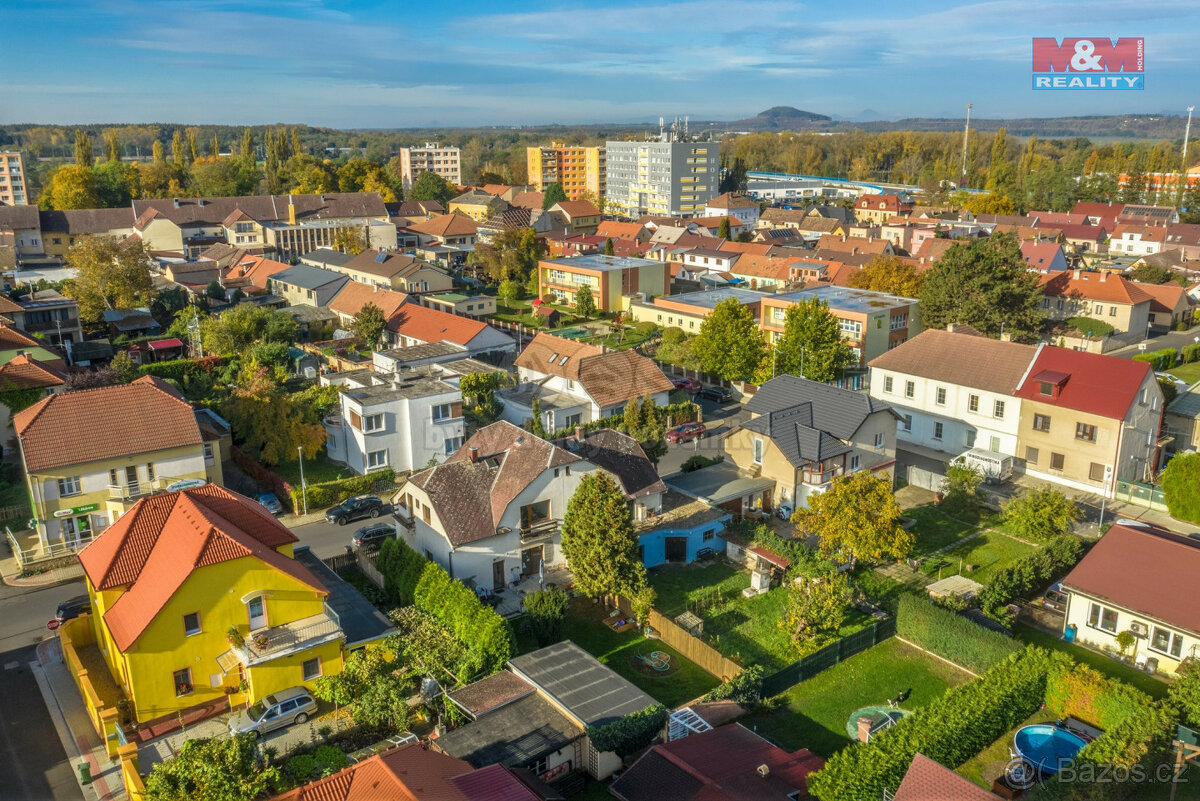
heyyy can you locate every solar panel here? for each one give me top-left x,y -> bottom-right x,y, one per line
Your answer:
374,252 -> 389,263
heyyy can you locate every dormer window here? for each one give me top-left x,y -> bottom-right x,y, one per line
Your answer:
1039,381 -> 1053,396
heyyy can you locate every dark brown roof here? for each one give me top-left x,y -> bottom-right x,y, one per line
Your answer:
564,429 -> 666,499
0,204 -> 40,231
39,208 -> 135,235
868,329 -> 1037,395
131,192 -> 388,229
893,753 -> 1000,801
1062,522 -> 1200,636
448,671 -> 534,717
14,375 -> 201,471
341,249 -> 439,280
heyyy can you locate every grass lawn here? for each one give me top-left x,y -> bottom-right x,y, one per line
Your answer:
649,563 -> 872,671
906,505 -> 981,557
918,532 -> 1037,585
274,451 -> 354,487
1014,624 -> 1169,699
562,597 -> 719,708
956,708 -> 1057,789
853,568 -> 915,613
740,638 -> 972,758
1171,360 -> 1200,386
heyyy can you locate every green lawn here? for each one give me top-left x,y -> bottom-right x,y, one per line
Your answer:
853,568 -> 915,613
956,708 -> 1057,789
740,638 -> 973,758
917,532 -> 1037,585
649,563 -> 872,671
273,451 -> 354,487
562,597 -> 719,708
1171,360 -> 1200,386
1014,624 -> 1169,699
906,505 -> 980,557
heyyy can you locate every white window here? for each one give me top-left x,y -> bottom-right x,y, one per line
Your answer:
993,400 -> 1006,419
302,657 -> 322,681
935,387 -> 946,406
1150,627 -> 1184,659
1087,602 -> 1118,633
432,403 -> 452,422
904,381 -> 915,399
363,413 -> 384,433
850,454 -> 861,470
247,596 -> 267,630
367,450 -> 388,469
203,443 -> 215,464
444,436 -> 463,455
968,394 -> 979,413
884,376 -> 893,393
874,432 -> 884,448
57,476 -> 82,497
838,318 -> 863,337
752,437 -> 764,465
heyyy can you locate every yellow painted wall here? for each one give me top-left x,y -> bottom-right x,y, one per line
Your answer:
245,639 -> 343,701
113,555 -> 331,723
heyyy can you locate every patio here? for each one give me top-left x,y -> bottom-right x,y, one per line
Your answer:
493,564 -> 573,618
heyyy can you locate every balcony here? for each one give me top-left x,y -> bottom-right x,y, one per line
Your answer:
108,482 -> 151,500
802,466 -> 846,488
234,607 -> 343,666
519,518 -> 559,542
23,316 -> 78,333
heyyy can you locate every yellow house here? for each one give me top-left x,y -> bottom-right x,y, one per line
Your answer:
76,485 -> 369,727
448,190 -> 507,222
13,376 -> 225,563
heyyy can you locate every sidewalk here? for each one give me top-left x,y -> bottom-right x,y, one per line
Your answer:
33,637 -> 125,801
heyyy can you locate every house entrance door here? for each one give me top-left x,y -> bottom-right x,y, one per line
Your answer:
492,560 -> 506,592
665,537 -> 688,563
521,546 -> 544,577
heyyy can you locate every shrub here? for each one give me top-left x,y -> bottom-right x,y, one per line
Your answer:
681,454 -> 723,473
1066,316 -> 1115,337
940,459 -> 982,518
139,355 -> 226,383
1183,343 -> 1200,364
1002,487 -> 1081,541
285,753 -> 318,782
633,321 -> 658,337
1168,660 -> 1200,730
291,468 -> 396,511
661,327 -> 686,346
979,536 -> 1085,623
524,586 -> 569,646
587,705 -> 669,757
704,664 -> 765,706
1163,452 -> 1200,525
807,647 -> 1053,801
311,745 -> 348,777
1132,348 -> 1178,370
896,593 -> 1020,674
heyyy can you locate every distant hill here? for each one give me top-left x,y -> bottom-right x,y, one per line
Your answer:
718,106 -> 832,131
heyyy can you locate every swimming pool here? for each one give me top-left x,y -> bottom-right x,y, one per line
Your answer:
1014,724 -> 1088,774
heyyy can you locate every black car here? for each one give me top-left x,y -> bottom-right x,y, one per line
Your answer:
56,595 -> 90,622
325,495 -> 392,525
699,386 -> 732,403
351,523 -> 396,551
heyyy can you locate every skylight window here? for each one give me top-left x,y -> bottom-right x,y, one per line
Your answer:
559,356 -> 569,365
548,352 -> 559,362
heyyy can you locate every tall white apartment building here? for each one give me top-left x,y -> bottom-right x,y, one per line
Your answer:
0,153 -> 28,205
605,120 -> 718,218
397,142 -> 462,190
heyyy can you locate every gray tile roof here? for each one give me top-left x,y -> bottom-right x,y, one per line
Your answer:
509,641 -> 659,727
293,547 -> 395,647
1168,386 -> 1200,420
742,405 -> 852,467
746,375 -> 894,440
270,264 -> 349,290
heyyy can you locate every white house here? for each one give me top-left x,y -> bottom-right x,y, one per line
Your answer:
704,192 -> 761,227
867,327 -> 1037,459
322,369 -> 464,474
1061,521 -> 1200,675
393,422 -> 665,592
501,333 -> 673,432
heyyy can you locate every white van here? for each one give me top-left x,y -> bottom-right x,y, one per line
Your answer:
956,448 -> 1014,483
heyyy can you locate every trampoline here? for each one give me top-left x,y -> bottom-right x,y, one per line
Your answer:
1014,724 -> 1087,774
845,705 -> 911,742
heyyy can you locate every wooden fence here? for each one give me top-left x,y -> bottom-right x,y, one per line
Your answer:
0,503 -> 29,523
760,616 -> 896,698
609,595 -> 742,682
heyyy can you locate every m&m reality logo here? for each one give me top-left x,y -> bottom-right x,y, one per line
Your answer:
1032,38 -> 1144,90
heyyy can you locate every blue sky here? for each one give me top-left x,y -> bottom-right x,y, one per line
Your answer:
3,0 -> 1197,127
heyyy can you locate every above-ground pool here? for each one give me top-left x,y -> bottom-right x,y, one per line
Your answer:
1014,724 -> 1087,773
845,705 -> 912,742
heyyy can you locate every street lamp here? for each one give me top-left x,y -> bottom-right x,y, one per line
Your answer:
297,446 -> 308,516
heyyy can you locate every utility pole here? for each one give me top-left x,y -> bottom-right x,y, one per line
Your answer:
1177,105 -> 1195,209
960,103 -> 973,189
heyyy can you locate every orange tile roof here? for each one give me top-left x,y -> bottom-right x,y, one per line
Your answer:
0,322 -> 44,351
514,333 -> 672,407
716,240 -> 773,256
0,295 -> 23,314
815,234 -> 891,255
513,332 -> 602,380
596,221 -> 646,241
329,281 -> 409,320
223,255 -> 292,290
0,353 -> 65,390
1039,271 -> 1152,305
407,213 -> 479,238
385,303 -> 490,347
1112,224 -> 1168,242
553,200 -> 601,218
269,741 -> 476,801
14,375 -> 201,472
1130,280 -> 1189,313
78,485 -> 323,651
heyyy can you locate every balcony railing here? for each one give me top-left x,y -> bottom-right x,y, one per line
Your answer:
802,467 -> 845,488
235,606 -> 343,666
520,518 -> 559,541
108,482 -> 149,500
22,317 -> 78,333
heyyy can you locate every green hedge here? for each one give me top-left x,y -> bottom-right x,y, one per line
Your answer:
1132,348 -> 1178,370
978,536 -> 1085,622
375,537 -> 513,677
807,647 -> 1053,801
1163,453 -> 1200,525
1182,343 -> 1200,364
896,594 -> 1019,675
139,355 -> 227,382
290,469 -> 396,511
1066,317 -> 1115,337
587,705 -> 669,757
545,400 -> 699,441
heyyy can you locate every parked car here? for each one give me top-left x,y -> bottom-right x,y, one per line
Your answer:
325,495 -> 392,525
699,386 -> 732,403
670,377 -> 702,393
1042,584 -> 1069,613
666,422 -> 707,443
1157,372 -> 1188,392
55,595 -> 90,622
228,687 -> 317,738
351,522 -> 396,551
257,492 -> 283,515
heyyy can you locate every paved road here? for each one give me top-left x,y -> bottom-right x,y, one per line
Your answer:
0,577 -> 87,801
657,395 -> 751,478
1108,328 -> 1200,359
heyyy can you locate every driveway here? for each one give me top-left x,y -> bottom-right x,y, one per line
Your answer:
657,396 -> 751,478
138,699 -> 338,771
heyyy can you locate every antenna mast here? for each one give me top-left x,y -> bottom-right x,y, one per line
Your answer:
960,103 -> 973,189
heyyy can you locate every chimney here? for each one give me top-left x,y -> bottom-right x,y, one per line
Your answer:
172,197 -> 180,208
287,195 -> 296,226
946,323 -> 957,333
1000,332 -> 1012,342
198,198 -> 207,207
1099,271 -> 1106,282
468,446 -> 479,463
574,426 -> 585,443
1073,269 -> 1081,279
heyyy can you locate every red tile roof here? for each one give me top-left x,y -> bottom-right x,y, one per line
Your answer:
1062,522 -> 1200,636
1057,223 -> 1108,241
407,213 -> 479,238
78,486 -> 323,651
0,353 -> 65,390
1020,241 -> 1066,270
1039,271 -> 1152,304
329,281 -> 409,320
14,375 -> 201,472
270,741 -> 475,801
610,724 -> 823,801
148,338 -> 184,350
451,764 -> 541,801
893,753 -> 1000,801
386,303 -> 491,347
596,221 -> 646,241
223,255 -> 292,290
1013,344 -> 1154,420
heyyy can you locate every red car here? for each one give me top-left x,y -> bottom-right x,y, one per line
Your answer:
666,422 -> 707,443
671,377 -> 702,393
